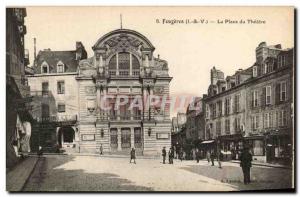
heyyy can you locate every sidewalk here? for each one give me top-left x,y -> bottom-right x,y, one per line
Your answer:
229,160 -> 292,169
6,156 -> 39,192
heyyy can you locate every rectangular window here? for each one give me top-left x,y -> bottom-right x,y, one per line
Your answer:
205,105 -> 209,119
57,103 -> 65,113
216,121 -> 221,136
279,110 -> 287,127
57,64 -> 64,73
266,86 -> 271,105
212,103 -> 216,118
264,113 -> 270,128
217,101 -> 222,117
225,119 -> 230,134
235,117 -> 241,132
252,115 -> 259,130
57,81 -> 65,94
253,90 -> 259,107
278,56 -> 282,68
225,97 -> 231,115
42,82 -> 49,96
253,66 -> 257,77
280,81 -> 287,101
235,94 -> 241,112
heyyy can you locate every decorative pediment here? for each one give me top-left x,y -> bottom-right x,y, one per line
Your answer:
93,29 -> 155,56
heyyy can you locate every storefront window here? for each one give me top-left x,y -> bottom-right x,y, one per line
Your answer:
250,139 -> 265,156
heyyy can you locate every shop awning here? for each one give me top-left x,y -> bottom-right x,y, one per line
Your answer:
201,140 -> 215,144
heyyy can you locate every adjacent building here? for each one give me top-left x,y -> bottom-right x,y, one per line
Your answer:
204,42 -> 294,164
6,8 -> 32,168
27,42 -> 87,152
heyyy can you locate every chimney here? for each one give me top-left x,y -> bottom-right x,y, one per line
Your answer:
34,37 -> 36,63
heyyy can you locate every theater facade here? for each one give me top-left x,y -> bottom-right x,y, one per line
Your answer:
76,29 -> 172,155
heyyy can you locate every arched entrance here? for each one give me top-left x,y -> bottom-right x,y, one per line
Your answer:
57,126 -> 75,148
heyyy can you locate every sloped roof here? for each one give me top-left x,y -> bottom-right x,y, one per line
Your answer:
33,50 -> 79,74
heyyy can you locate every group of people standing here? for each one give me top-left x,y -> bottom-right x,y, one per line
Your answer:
162,147 -> 175,164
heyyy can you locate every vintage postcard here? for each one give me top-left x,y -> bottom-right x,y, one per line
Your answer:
6,6 -> 295,192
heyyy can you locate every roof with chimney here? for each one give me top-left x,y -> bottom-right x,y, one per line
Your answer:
32,50 -> 79,74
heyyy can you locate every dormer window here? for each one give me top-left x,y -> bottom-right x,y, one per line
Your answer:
57,61 -> 65,73
253,66 -> 257,77
41,61 -> 49,74
236,75 -> 240,85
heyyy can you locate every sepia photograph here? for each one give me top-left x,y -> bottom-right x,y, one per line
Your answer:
5,6 -> 295,192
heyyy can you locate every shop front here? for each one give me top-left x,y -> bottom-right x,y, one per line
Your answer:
265,131 -> 292,165
217,134 -> 243,160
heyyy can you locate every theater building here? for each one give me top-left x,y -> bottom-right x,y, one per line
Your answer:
76,29 -> 172,155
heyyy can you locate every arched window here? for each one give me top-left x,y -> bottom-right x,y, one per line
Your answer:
41,61 -> 49,74
108,55 -> 117,76
108,52 -> 140,76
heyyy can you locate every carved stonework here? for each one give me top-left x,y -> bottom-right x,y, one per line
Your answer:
154,86 -> 164,94
85,86 -> 96,95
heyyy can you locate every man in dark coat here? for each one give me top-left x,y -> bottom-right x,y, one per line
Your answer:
162,147 -> 167,164
130,148 -> 136,164
168,147 -> 174,164
210,151 -> 215,166
196,149 -> 200,163
99,144 -> 103,155
240,147 -> 252,184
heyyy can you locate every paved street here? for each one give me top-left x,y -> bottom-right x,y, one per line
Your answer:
22,155 -> 293,192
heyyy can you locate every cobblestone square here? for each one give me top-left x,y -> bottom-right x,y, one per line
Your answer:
22,155 -> 293,191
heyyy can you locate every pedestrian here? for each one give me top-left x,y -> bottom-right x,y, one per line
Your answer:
211,151 -> 215,166
240,146 -> 252,184
206,150 -> 211,164
37,146 -> 43,158
162,147 -> 166,164
179,148 -> 183,161
217,150 -> 222,168
168,147 -> 174,164
196,149 -> 200,163
99,144 -> 103,155
130,148 -> 136,164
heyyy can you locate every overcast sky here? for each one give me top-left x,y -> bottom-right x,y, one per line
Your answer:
24,6 -> 294,116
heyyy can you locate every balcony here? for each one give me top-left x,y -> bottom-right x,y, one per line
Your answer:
34,115 -> 78,124
108,114 -> 142,121
108,69 -> 140,78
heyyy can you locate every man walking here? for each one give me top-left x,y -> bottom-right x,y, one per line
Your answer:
211,151 -> 215,166
240,146 -> 252,184
162,147 -> 166,164
196,149 -> 200,163
206,150 -> 211,164
168,147 -> 174,164
99,144 -> 103,155
130,148 -> 136,164
179,148 -> 183,162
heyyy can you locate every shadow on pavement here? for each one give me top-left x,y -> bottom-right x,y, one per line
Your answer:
180,164 -> 292,191
22,155 -> 153,192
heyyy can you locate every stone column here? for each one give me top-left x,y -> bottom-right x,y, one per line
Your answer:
149,87 -> 154,119
131,127 -> 134,148
102,88 -> 107,120
117,128 -> 122,151
116,52 -> 119,76
129,53 -> 132,76
143,88 -> 148,119
99,55 -> 103,67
